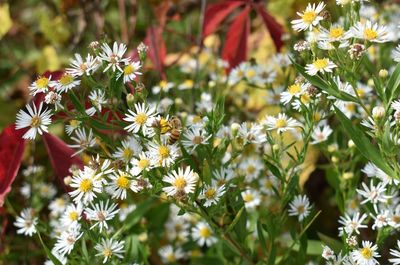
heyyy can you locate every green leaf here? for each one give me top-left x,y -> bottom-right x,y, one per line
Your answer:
69,91 -> 85,113
334,106 -> 396,177
317,232 -> 344,253
256,221 -> 267,253
37,232 -> 63,265
386,63 -> 400,102
291,240 -> 323,256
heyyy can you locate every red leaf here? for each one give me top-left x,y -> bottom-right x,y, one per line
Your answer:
222,6 -> 251,70
253,3 -> 284,51
203,1 -> 244,37
42,133 -> 83,187
0,124 -> 26,206
144,26 -> 167,79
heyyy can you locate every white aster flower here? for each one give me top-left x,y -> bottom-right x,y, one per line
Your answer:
162,166 -> 198,197
68,128 -> 96,156
241,189 -> 261,210
113,136 -> 142,162
28,75 -> 56,95
305,58 -> 337,76
60,203 -> 83,227
311,125 -> 333,144
53,224 -> 83,256
351,20 -> 388,43
338,212 -> 368,236
237,122 -> 267,145
124,103 -> 157,136
16,103 -> 52,140
123,61 -> 142,83
182,127 -> 211,153
263,113 -> 301,133
280,82 -> 309,105
85,200 -> 119,232
152,80 -> 174,94
98,42 -> 129,72
54,73 -> 80,93
158,245 -> 185,264
95,238 -> 125,264
199,182 -> 226,207
130,152 -> 153,176
392,45 -> 400,63
351,241 -> 380,265
356,181 -> 391,209
106,170 -> 139,200
288,195 -> 312,221
192,221 -> 217,247
291,2 -> 326,32
69,166 -> 103,204
389,240 -> 400,265
66,53 -> 100,76
147,140 -> 180,168
14,208 -> 38,237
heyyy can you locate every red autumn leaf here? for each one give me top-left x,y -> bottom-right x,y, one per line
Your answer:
0,124 -> 26,206
254,3 -> 284,51
42,133 -> 83,188
144,26 -> 167,79
222,6 -> 251,69
203,1 -> 245,37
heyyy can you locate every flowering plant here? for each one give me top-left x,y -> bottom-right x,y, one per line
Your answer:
3,0 -> 400,265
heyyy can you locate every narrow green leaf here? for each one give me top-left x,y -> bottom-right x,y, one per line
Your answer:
256,221 -> 267,253
334,106 -> 395,177
69,91 -> 85,113
37,232 -> 63,265
317,232 -> 344,253
386,63 -> 400,102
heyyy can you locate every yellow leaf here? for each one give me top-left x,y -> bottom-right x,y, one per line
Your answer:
36,46 -> 60,73
0,4 -> 12,39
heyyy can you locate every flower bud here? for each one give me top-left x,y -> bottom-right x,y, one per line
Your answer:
126,93 -> 134,103
175,98 -> 183,106
230,122 -> 240,134
379,69 -> 388,79
348,140 -> 355,148
331,156 -> 339,163
342,172 -> 354,180
327,144 -> 338,153
372,106 -> 385,119
64,176 -> 72,186
272,144 -> 280,151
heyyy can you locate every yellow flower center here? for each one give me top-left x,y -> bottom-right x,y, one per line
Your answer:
138,159 -> 149,169
356,88 -> 366,98
199,227 -> 211,238
288,84 -> 301,95
237,70 -> 244,78
313,112 -> 321,122
166,254 -> 176,262
124,64 -> 133,75
247,165 -> 256,174
243,193 -> 254,202
360,247 -> 372,259
135,113 -> 148,125
364,28 -> 378,40
69,211 -> 79,221
123,148 -> 133,159
59,74 -> 74,86
302,11 -> 317,24
329,27 -> 344,39
313,58 -> 329,70
30,116 -> 41,128
275,118 -> 287,128
174,177 -> 186,189
117,175 -> 130,189
297,205 -> 305,214
192,116 -> 202,124
205,188 -> 216,199
160,118 -> 170,134
246,69 -> 257,79
158,145 -> 170,159
183,79 -> 194,88
79,178 -> 93,192
346,103 -> 356,113
103,248 -> 113,257
159,80 -> 167,88
192,136 -> 203,145
69,119 -> 79,128
300,94 -> 311,104
36,77 -> 49,89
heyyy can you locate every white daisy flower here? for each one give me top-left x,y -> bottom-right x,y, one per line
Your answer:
213,167 -> 235,187
392,45 -> 400,63
158,245 -> 185,264
49,197 -> 68,216
305,58 -> 337,76
16,102 -> 52,140
44,251 -> 67,265
389,240 -> 400,265
14,208 -> 38,237
356,181 -> 391,207
263,113 -> 301,133
318,24 -> 351,44
152,80 -> 174,94
123,61 -> 142,83
66,53 -> 100,76
371,210 -> 389,230
288,195 -> 312,221
311,125 -> 333,144
291,2 -> 326,32
182,127 -> 211,153
196,92 -> 214,113
68,128 -> 96,156
113,136 -> 142,162
147,140 -> 180,168
44,91 -> 63,110
237,122 -> 267,145
106,170 -> 139,200
280,82 -> 309,105
178,79 -> 194,90
60,203 -> 83,227
241,189 -> 261,210
162,166 -> 198,197
53,224 -> 83,256
192,221 -> 217,247
69,166 -> 103,204
86,89 -> 107,116
28,75 -> 56,95
124,103 -> 157,136
259,174 -> 280,196
351,241 -> 380,265
239,157 -> 264,182
54,73 -> 80,93
85,200 -> 119,232
95,238 -> 125,264
118,204 -> 136,222
322,245 -> 335,260
199,182 -> 226,207
65,119 -> 81,136
351,20 -> 388,43
130,152 -> 153,176
338,212 -> 368,236
228,62 -> 248,86
98,42 -> 129,72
